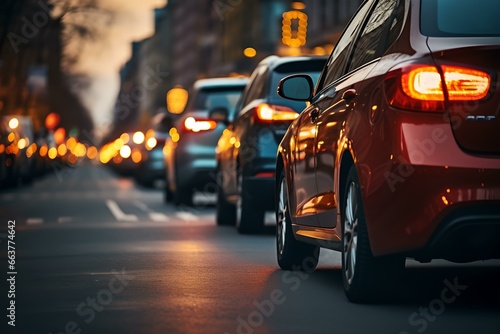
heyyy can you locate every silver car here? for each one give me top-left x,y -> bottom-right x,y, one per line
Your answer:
163,77 -> 248,206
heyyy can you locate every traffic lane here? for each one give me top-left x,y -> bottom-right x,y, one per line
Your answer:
0,196 -> 117,228
0,188 -> 212,229
10,223 -> 278,334
11,220 -> 500,334
260,262 -> 500,334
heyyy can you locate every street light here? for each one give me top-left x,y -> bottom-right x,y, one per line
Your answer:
133,131 -> 145,145
166,86 -> 188,115
45,113 -> 60,130
8,117 -> 19,130
243,47 -> 257,58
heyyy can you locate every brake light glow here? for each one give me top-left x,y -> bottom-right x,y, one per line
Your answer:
442,66 -> 490,100
256,104 -> 298,121
254,172 -> 275,178
184,117 -> 217,132
402,66 -> 444,101
387,63 -> 491,112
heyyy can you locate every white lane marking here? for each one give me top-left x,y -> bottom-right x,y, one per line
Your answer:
106,200 -> 138,222
133,200 -> 150,212
176,211 -> 199,221
58,217 -> 73,224
27,218 -> 43,225
193,193 -> 216,204
149,212 -> 170,222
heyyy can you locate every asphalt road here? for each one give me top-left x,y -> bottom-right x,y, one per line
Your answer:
1,163 -> 500,334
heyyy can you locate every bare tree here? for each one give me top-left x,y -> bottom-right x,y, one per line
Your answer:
0,0 -> 113,140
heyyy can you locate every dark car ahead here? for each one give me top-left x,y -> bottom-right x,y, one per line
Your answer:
275,0 -> 500,303
163,77 -> 248,206
214,56 -> 327,233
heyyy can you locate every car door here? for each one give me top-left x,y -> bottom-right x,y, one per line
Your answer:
290,102 -> 320,226
314,0 -> 405,228
292,0 -> 375,227
222,66 -> 267,198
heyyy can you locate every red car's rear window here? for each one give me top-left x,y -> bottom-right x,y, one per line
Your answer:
420,0 -> 500,37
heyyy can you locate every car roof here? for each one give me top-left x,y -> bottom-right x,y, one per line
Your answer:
257,55 -> 329,71
193,77 -> 248,89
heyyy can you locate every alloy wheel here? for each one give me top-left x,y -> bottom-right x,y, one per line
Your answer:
277,177 -> 287,256
343,181 -> 358,286
236,172 -> 243,224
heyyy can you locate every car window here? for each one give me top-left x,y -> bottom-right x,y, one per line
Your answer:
243,65 -> 269,105
193,87 -> 244,114
316,0 -> 374,91
421,0 -> 500,37
347,0 -> 405,72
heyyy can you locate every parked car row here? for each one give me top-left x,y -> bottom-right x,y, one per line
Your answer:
150,0 -> 500,304
0,115 -> 55,189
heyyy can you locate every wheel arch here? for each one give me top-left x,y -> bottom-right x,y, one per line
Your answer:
339,150 -> 355,217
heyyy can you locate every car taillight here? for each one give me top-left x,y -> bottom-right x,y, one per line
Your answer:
255,103 -> 298,122
386,64 -> 491,112
183,117 -> 217,132
441,66 -> 490,100
254,171 -> 275,178
401,66 -> 444,101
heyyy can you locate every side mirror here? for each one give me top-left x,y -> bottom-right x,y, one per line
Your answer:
209,106 -> 229,124
277,74 -> 314,101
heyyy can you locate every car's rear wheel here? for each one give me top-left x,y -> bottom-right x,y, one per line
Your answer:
342,165 -> 404,303
164,184 -> 173,203
276,169 -> 319,271
236,172 -> 264,234
216,168 -> 236,226
174,185 -> 193,207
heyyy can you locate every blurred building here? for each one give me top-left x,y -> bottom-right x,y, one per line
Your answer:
214,0 -> 290,75
303,0 -> 364,53
169,0 -> 219,88
108,5 -> 174,141
111,0 -> 365,136
137,7 -> 174,123
165,0 -> 364,87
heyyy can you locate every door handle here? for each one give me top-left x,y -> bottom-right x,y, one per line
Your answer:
309,108 -> 319,122
342,88 -> 357,102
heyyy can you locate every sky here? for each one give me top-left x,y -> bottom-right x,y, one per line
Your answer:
58,0 -> 167,136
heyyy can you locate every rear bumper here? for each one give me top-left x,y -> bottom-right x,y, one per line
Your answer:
166,130 -> 221,192
360,114 -> 500,259
409,203 -> 500,262
175,147 -> 218,192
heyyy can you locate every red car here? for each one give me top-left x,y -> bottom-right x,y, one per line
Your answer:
275,0 -> 500,303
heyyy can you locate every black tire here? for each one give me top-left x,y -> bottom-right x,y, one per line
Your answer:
216,169 -> 236,226
342,165 -> 404,303
174,186 -> 193,207
276,169 -> 319,271
164,184 -> 174,203
236,172 -> 264,234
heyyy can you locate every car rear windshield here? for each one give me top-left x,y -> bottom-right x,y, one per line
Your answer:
190,86 -> 244,113
421,0 -> 500,37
